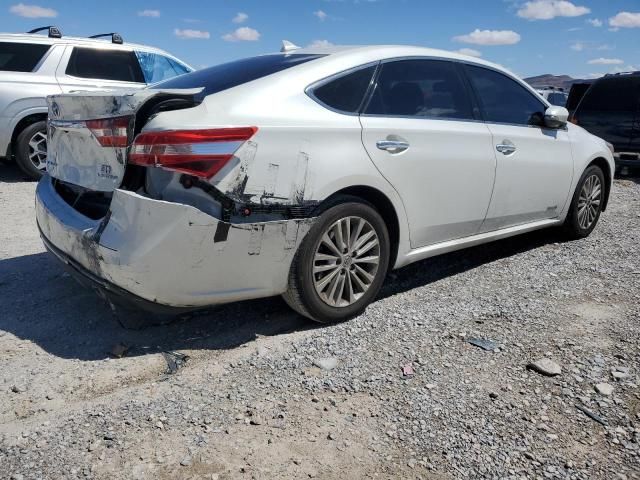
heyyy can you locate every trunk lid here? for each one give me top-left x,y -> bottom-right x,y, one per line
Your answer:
46,88 -> 202,192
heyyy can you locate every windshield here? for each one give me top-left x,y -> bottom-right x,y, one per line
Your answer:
153,53 -> 325,96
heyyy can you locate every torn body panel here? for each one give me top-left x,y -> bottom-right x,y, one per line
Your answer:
46,88 -> 203,192
36,175 -> 313,309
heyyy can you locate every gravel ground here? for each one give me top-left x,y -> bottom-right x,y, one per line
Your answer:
0,162 -> 639,479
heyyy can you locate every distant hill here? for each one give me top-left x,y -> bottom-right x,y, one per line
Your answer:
524,74 -> 596,91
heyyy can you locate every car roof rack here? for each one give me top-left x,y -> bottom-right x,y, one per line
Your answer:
27,26 -> 62,38
88,32 -> 123,44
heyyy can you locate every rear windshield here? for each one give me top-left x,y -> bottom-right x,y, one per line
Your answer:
0,42 -> 50,72
153,53 -> 325,96
577,76 -> 640,113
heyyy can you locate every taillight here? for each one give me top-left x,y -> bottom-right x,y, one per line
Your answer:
86,116 -> 132,147
569,115 -> 579,125
129,127 -> 258,179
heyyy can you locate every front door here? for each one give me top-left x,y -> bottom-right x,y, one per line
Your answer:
463,64 -> 574,231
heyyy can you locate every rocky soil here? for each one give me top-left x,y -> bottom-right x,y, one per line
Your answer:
1,163 -> 639,479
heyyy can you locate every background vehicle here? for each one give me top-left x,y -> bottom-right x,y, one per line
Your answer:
571,71 -> 640,173
0,26 -> 193,179
36,45 -> 614,324
566,81 -> 594,114
536,86 -> 568,107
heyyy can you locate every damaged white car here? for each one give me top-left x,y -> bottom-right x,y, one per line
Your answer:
36,45 -> 615,323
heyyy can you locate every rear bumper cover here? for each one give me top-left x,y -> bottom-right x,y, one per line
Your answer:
36,175 -> 313,311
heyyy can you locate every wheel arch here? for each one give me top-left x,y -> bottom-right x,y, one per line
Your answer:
323,185 -> 401,270
10,112 -> 48,156
587,157 -> 612,212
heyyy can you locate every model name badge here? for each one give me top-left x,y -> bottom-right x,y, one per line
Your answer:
97,164 -> 118,180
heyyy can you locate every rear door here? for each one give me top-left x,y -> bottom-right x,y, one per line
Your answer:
55,46 -> 145,92
463,64 -> 574,231
360,59 -> 496,248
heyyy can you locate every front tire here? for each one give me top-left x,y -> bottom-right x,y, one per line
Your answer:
15,121 -> 48,180
283,197 -> 390,323
562,165 -> 605,239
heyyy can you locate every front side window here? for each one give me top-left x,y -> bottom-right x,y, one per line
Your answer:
66,47 -> 145,83
364,59 -> 475,120
135,51 -> 191,84
464,65 -> 546,125
0,42 -> 50,72
154,54 -> 324,96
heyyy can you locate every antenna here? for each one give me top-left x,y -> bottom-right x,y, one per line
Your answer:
27,26 -> 62,38
281,40 -> 301,53
89,33 -> 123,44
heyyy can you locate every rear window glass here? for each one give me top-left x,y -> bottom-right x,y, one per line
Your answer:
0,42 -> 50,72
135,51 -> 191,84
154,54 -> 324,96
312,65 -> 376,113
66,47 -> 144,83
577,77 -> 640,113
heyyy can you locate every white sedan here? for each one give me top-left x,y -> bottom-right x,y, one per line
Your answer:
36,44 -> 614,324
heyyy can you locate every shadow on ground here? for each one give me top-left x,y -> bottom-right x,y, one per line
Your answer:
0,161 -> 35,183
0,225 -> 569,362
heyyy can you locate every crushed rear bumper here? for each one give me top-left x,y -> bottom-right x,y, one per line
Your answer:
36,175 -> 313,312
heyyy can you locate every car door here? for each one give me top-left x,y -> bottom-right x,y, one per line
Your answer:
360,59 -> 496,248
463,64 -> 574,232
55,46 -> 145,93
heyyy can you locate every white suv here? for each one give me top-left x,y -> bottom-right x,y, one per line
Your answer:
0,26 -> 192,179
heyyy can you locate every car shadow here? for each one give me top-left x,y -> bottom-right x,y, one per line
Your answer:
0,226 -> 567,362
0,161 -> 36,183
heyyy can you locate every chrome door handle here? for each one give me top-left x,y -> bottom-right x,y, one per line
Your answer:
496,142 -> 516,155
376,140 -> 410,153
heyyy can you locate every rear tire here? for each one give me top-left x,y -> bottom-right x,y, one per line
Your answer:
283,196 -> 390,323
562,165 -> 605,240
15,121 -> 48,180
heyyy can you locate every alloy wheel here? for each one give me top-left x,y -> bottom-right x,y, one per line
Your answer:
312,216 -> 381,307
577,174 -> 602,230
28,130 -> 47,171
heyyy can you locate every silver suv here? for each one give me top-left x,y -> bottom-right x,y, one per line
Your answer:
0,26 -> 192,179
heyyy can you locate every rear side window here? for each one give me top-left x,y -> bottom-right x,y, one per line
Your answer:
311,65 -> 376,113
154,54 -> 324,96
364,59 -> 475,120
0,42 -> 50,72
465,65 -> 546,125
135,51 -> 191,84
66,47 -> 144,83
577,77 -> 640,113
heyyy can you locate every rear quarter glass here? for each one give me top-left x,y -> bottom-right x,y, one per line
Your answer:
152,53 -> 325,97
0,42 -> 51,72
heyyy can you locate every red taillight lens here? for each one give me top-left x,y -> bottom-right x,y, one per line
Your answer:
129,127 -> 258,179
569,115 -> 579,125
86,116 -> 132,147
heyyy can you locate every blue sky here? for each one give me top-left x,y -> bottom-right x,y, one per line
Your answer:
1,0 -> 639,79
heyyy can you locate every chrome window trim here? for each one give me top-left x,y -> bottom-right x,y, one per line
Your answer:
306,55 -> 559,130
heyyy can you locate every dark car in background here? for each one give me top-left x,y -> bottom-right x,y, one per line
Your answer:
571,72 -> 640,173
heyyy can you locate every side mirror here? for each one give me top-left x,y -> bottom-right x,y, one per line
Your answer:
544,106 -> 569,129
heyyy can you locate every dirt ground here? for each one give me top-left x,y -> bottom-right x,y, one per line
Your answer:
1,162 -> 639,479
